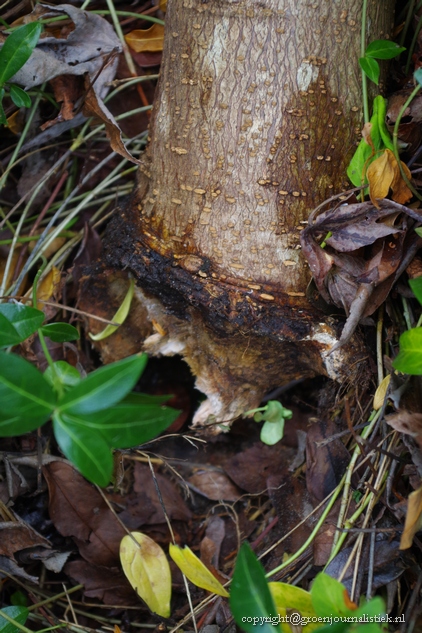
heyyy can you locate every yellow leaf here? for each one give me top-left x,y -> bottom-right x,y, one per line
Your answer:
125,25 -> 165,53
169,543 -> 229,597
120,532 -> 171,617
373,374 -> 391,410
367,149 -> 412,209
159,0 -> 167,12
90,278 -> 135,341
367,150 -> 395,208
37,267 -> 61,310
269,583 -> 320,633
400,485 -> 422,550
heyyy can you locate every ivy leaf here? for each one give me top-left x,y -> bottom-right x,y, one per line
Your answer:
44,361 -> 81,390
40,322 -> 80,343
9,84 -> 31,108
53,403 -> 178,449
0,606 -> 29,633
393,328 -> 422,374
365,39 -> 406,60
0,352 -> 55,436
0,22 -> 42,86
409,277 -> 422,306
229,543 -> 280,633
359,56 -> 380,84
58,354 -> 147,414
0,303 -> 44,347
52,411 -> 113,487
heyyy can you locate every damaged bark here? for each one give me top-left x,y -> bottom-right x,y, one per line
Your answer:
84,0 -> 395,429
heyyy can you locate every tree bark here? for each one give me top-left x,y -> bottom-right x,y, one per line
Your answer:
95,0 -> 395,430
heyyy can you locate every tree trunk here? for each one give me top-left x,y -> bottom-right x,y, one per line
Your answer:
94,0 -> 394,430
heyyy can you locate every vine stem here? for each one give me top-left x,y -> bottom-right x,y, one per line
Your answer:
361,0 -> 369,123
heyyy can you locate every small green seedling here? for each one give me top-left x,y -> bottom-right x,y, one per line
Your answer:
359,39 -> 405,85
0,22 -> 42,125
243,400 -> 293,446
393,274 -> 422,375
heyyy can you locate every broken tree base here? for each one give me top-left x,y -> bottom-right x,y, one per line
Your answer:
79,204 -> 370,432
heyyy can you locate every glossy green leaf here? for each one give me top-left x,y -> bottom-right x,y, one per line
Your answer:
229,543 -> 280,633
90,278 -> 135,341
0,23 -> 42,85
0,352 -> 55,436
40,322 -> 80,342
169,544 -> 229,597
58,353 -> 148,414
393,328 -> 422,374
9,84 -> 31,108
123,392 -> 173,406
54,403 -> 178,449
0,606 -> 29,633
53,411 -> 113,487
365,39 -> 405,60
359,56 -> 380,84
409,277 -> 422,306
0,303 -> 44,347
44,361 -> 81,389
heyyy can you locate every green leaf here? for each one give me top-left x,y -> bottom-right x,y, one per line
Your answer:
0,606 -> 29,633
229,542 -> 280,633
9,84 -> 31,108
347,96 -> 390,187
53,411 -> 113,487
359,57 -> 380,85
415,68 -> 422,87
260,420 -> 285,445
311,573 -> 356,618
0,303 -> 44,347
393,328 -> 422,374
365,39 -> 405,60
40,322 -> 80,342
0,22 -> 42,85
122,392 -> 173,406
409,277 -> 422,306
53,403 -> 178,449
0,351 -> 55,436
44,361 -> 81,389
58,353 -> 148,415
89,278 -> 135,341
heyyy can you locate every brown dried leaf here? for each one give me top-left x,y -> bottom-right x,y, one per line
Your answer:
82,77 -> 141,166
400,485 -> 422,549
125,25 -> 165,53
0,523 -> 50,558
43,462 -> 126,566
188,470 -> 241,501
366,150 -> 394,207
65,559 -> 139,605
386,410 -> 422,449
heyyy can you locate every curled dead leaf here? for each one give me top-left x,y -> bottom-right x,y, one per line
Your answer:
373,374 -> 391,410
400,485 -> 422,549
367,149 -> 412,209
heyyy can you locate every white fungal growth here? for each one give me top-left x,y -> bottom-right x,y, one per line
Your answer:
296,61 -> 319,92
